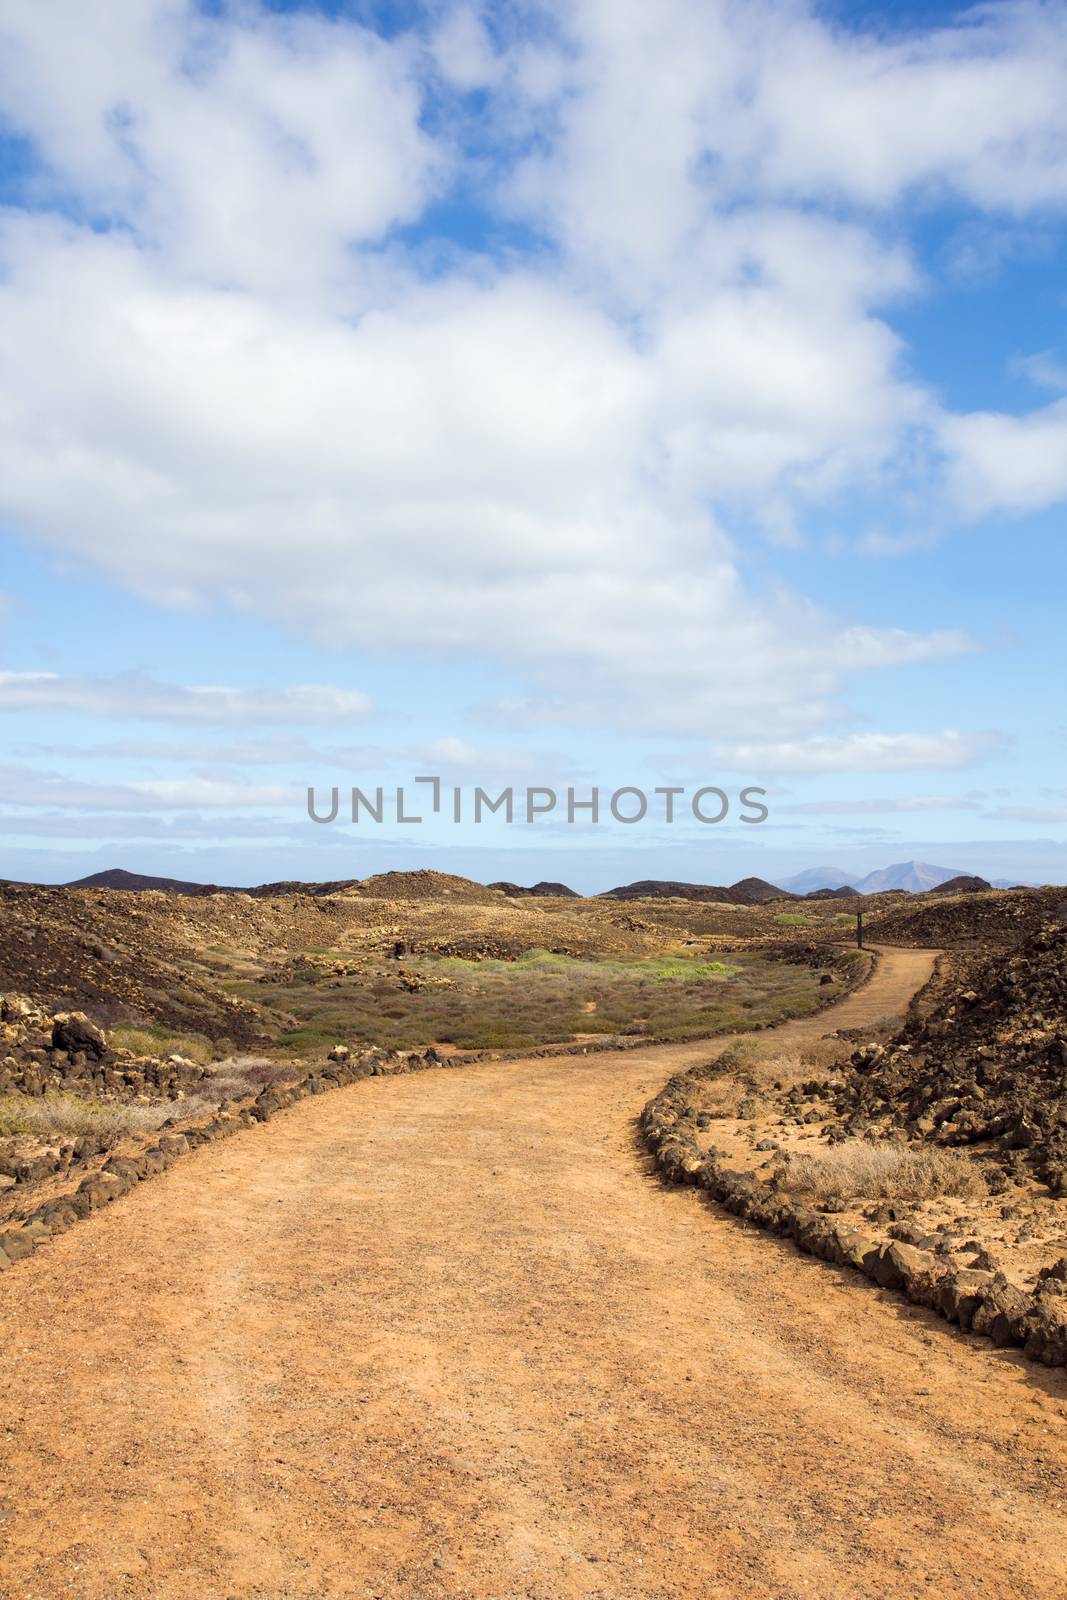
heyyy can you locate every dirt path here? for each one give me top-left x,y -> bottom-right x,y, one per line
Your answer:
2,945 -> 1067,1600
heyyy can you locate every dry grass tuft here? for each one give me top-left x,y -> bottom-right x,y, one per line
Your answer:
701,1036 -> 851,1107
693,1079 -> 747,1118
0,1093 -> 177,1140
776,1140 -> 986,1203
108,1025 -> 218,1064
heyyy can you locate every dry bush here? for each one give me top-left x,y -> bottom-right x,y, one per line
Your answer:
0,1093 -> 176,1140
195,1076 -> 252,1105
240,1061 -> 293,1086
186,1057 -> 297,1108
711,1039 -> 763,1076
797,1038 -> 851,1073
711,1034 -> 849,1093
776,1140 -> 986,1203
693,1079 -> 747,1118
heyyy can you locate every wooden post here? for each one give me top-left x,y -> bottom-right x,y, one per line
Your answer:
856,911 -> 864,949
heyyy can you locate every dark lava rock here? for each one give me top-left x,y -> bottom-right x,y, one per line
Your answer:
834,921 -> 1067,1189
51,1011 -> 107,1059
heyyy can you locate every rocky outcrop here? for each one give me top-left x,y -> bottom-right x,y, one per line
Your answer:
835,921 -> 1067,1191
866,885 -> 1062,948
0,994 -> 209,1100
51,1011 -> 108,1058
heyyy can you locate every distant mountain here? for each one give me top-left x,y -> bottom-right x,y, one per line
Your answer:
781,860 -> 967,896
780,866 -> 854,894
57,867 -> 496,902
489,881 -> 579,898
602,879 -> 727,902
64,868 -> 232,896
601,877 -> 791,905
18,860 -> 1029,903
857,861 -> 967,894
730,876 -> 789,904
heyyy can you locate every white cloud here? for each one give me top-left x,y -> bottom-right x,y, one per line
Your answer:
431,5 -> 501,91
8,733 -> 584,789
992,803 -> 1067,823
0,812 -> 249,840
0,218 -> 960,737
0,0 -> 443,298
940,399 -> 1067,516
1010,349 -> 1067,393
0,672 -> 372,724
0,1 -> 1061,746
715,731 -> 1007,774
0,763 -> 290,811
505,1 -> 1067,281
12,736 -> 324,766
743,2 -> 1067,213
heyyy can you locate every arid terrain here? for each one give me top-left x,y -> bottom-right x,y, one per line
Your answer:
1,875 -> 1067,1596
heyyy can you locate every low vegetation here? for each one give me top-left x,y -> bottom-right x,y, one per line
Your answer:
249,948 -> 833,1053
108,1024 -> 222,1064
773,1140 -> 989,1203
0,1092 -> 176,1140
688,1037 -> 851,1120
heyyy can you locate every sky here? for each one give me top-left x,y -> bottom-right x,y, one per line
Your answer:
0,0 -> 1064,893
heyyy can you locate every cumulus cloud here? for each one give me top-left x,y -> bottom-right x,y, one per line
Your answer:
505,0 -> 1067,278
738,1 -> 1067,213
0,0 -> 443,298
715,731 -> 1007,774
0,672 -> 372,724
940,400 -> 1067,516
0,216 -> 960,736
0,1 -> 1060,745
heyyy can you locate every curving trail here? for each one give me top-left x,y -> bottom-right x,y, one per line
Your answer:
2,945 -> 1067,1599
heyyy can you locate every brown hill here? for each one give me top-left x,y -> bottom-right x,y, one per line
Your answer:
602,877 -> 791,905
65,868 -> 233,896
730,876 -> 791,904
926,874 -> 991,895
54,868 -> 503,903
866,886 -> 1067,948
489,881 -> 579,898
0,883 -> 268,1044
348,870 -> 502,903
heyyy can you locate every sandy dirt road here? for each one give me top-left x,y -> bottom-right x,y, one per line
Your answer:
2,944 -> 1067,1600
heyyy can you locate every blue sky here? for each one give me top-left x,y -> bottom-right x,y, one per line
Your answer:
0,0 -> 1064,892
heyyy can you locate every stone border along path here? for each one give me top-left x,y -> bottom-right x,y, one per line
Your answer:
642,1068 -> 1067,1370
5,941 -> 1067,1599
0,946 -> 872,1270
0,1045 -> 462,1270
